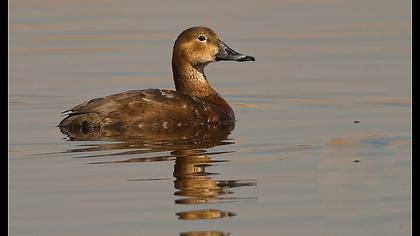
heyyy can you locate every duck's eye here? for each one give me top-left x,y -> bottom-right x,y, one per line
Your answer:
198,35 -> 207,41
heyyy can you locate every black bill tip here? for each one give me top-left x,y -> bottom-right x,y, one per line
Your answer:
237,55 -> 255,62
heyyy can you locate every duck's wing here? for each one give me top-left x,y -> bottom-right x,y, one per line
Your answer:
64,89 -> 147,115
58,89 -> 214,129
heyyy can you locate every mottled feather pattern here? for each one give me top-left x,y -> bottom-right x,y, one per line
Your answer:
59,89 -> 229,130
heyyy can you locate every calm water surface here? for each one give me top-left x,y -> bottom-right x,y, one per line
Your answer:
10,0 -> 411,235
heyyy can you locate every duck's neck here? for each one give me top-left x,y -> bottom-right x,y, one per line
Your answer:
172,59 -> 216,98
172,58 -> 235,120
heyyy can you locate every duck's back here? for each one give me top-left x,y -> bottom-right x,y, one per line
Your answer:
59,89 -> 233,131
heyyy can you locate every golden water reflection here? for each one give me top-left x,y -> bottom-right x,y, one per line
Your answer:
60,123 -> 256,233
173,149 -> 256,221
180,231 -> 230,236
176,209 -> 236,220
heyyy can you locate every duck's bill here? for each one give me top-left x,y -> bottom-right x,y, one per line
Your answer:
216,41 -> 255,62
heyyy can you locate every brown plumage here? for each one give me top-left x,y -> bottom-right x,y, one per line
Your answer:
59,26 -> 254,132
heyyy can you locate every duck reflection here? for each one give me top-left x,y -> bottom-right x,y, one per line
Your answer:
59,123 -> 235,157
173,149 -> 256,221
180,231 -> 230,236
60,123 -> 256,234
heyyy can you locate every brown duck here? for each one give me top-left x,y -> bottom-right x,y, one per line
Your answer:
59,26 -> 255,131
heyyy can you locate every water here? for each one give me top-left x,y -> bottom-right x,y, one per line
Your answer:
10,0 -> 411,235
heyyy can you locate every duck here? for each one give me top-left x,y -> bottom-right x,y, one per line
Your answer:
58,26 -> 255,132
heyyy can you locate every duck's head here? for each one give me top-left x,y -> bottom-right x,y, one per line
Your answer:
172,26 -> 255,68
